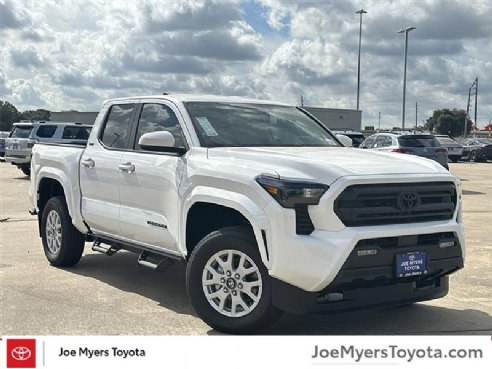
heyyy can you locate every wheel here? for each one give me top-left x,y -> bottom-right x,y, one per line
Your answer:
186,226 -> 282,334
469,150 -> 478,162
20,166 -> 30,176
41,196 -> 85,267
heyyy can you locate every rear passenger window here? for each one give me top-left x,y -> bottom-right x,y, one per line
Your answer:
63,126 -> 91,140
100,104 -> 135,149
134,104 -> 186,150
382,136 -> 393,147
361,136 -> 375,148
36,125 -> 57,138
374,136 -> 386,148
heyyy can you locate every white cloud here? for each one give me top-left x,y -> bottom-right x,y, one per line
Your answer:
0,0 -> 491,128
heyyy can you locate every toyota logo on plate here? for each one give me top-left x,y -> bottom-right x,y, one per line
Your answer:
397,191 -> 420,210
11,347 -> 32,361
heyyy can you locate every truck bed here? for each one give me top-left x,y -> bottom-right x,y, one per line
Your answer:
30,143 -> 88,233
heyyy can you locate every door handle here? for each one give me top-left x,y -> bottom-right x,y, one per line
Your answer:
118,162 -> 135,173
81,158 -> 95,168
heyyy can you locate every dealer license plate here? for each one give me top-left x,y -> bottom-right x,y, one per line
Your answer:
396,251 -> 427,278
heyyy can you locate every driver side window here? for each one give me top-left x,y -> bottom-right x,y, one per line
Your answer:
134,103 -> 186,150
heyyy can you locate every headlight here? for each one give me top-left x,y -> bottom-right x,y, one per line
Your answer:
256,175 -> 328,208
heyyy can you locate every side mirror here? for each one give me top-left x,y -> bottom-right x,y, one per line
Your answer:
336,134 -> 353,147
138,131 -> 186,155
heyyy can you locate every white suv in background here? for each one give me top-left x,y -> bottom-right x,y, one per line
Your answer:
5,121 -> 91,175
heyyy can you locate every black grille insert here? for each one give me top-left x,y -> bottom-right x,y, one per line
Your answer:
335,182 -> 457,226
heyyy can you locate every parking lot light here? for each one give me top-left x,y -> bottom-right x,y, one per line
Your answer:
398,26 -> 416,130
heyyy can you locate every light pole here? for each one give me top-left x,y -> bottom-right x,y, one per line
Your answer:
356,9 -> 367,111
398,26 -> 416,129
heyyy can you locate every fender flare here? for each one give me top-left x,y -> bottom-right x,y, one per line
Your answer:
35,169 -> 89,234
182,187 -> 272,268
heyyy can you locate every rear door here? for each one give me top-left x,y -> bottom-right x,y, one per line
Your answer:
117,101 -> 189,254
79,102 -> 137,236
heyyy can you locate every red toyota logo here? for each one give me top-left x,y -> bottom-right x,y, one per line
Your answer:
6,339 -> 36,368
11,347 -> 31,361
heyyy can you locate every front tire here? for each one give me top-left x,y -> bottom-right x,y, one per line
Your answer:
186,227 -> 282,334
469,150 -> 478,162
41,196 -> 85,267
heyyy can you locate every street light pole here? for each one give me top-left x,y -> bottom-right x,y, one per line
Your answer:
356,9 -> 367,111
398,26 -> 416,130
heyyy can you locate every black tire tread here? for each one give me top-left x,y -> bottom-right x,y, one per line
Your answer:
186,226 -> 282,334
41,196 -> 85,267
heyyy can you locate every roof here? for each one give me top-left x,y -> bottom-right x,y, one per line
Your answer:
104,94 -> 290,106
13,121 -> 91,127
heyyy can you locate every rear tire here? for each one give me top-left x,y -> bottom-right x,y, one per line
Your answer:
41,196 -> 85,267
186,226 -> 282,334
20,166 -> 30,176
469,150 -> 478,162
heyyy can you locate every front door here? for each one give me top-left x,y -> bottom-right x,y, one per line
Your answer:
118,102 -> 188,254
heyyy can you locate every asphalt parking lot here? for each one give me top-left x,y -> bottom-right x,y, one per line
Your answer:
1,161 -> 491,335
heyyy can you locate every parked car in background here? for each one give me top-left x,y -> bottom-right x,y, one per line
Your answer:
0,131 -> 10,159
460,137 -> 492,162
330,128 -> 365,147
5,121 -> 92,175
434,135 -> 464,163
360,131 -> 449,170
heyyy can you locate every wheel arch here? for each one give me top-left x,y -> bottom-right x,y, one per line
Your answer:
183,189 -> 271,268
35,171 -> 88,235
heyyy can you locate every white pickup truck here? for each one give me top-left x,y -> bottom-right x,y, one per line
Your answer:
29,94 -> 465,333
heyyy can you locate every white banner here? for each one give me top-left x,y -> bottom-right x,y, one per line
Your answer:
1,335 -> 490,369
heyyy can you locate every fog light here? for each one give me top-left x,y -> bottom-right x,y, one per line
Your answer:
357,249 -> 378,256
439,241 -> 455,248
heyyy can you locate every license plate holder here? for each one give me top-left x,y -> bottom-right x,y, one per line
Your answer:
396,251 -> 427,278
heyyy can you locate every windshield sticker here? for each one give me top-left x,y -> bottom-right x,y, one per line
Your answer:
196,117 -> 218,136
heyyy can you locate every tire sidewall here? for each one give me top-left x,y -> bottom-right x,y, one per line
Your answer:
186,228 -> 277,333
41,196 -> 82,266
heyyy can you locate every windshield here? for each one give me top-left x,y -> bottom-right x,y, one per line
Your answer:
184,102 -> 339,148
10,126 -> 33,138
398,135 -> 440,147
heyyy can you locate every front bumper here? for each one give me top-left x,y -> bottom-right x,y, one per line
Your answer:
263,174 -> 464,292
271,231 -> 463,313
271,274 -> 454,314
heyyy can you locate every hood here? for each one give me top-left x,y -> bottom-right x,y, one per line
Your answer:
207,147 -> 449,184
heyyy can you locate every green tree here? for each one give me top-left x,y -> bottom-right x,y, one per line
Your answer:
0,101 -> 21,131
20,109 -> 50,121
425,109 -> 473,138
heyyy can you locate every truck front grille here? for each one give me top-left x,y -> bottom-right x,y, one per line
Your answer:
334,182 -> 456,226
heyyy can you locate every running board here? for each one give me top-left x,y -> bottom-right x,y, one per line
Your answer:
137,251 -> 175,270
92,240 -> 120,256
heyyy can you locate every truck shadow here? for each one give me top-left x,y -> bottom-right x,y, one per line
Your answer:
263,305 -> 492,335
67,250 -> 492,336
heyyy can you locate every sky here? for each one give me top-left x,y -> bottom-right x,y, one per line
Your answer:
0,0 -> 491,129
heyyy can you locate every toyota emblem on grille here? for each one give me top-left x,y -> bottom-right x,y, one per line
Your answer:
397,191 -> 420,210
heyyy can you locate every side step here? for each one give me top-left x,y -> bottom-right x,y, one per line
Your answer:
92,240 -> 120,256
137,251 -> 174,270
